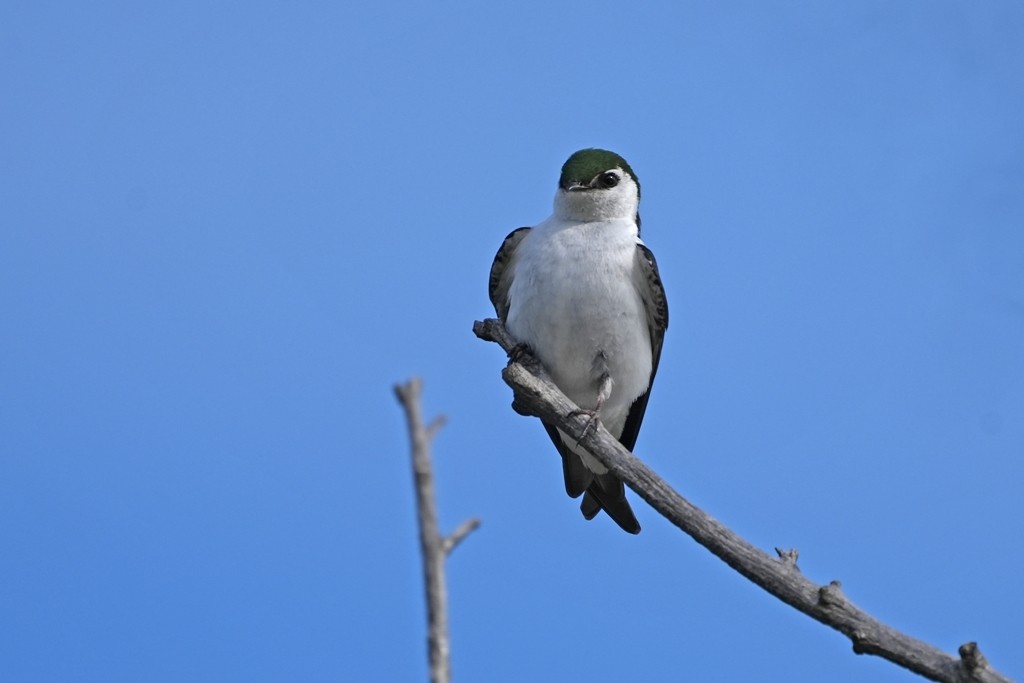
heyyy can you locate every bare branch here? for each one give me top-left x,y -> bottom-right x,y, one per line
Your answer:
473,318 -> 1015,683
395,378 -> 478,683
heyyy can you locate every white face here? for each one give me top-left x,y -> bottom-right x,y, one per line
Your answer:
553,166 -> 640,223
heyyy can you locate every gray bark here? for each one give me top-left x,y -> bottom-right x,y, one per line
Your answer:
395,378 -> 480,683
474,317 -> 1014,683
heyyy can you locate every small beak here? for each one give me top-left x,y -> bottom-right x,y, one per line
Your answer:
565,181 -> 589,192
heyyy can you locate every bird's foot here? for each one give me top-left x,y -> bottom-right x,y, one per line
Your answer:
507,343 -> 545,416
508,342 -> 538,416
507,342 -> 534,364
569,369 -> 612,442
568,407 -> 601,443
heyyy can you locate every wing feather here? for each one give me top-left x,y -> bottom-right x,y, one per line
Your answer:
618,243 -> 669,451
488,227 -> 531,320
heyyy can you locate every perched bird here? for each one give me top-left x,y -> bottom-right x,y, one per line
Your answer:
488,148 -> 669,534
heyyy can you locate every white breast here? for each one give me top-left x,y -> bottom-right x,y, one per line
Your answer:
506,216 -> 653,440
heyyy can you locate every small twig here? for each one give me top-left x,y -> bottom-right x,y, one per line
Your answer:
443,518 -> 482,556
775,547 -> 800,570
473,317 -> 1015,683
426,415 -> 448,440
395,377 -> 480,683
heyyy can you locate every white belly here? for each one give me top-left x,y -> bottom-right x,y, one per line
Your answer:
506,218 -> 653,441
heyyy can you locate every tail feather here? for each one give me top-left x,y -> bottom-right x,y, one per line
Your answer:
543,421 -> 640,534
581,474 -> 640,534
560,448 -> 593,498
580,491 -> 601,520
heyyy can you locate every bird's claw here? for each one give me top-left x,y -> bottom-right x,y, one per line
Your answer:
568,408 -> 600,442
507,342 -> 534,364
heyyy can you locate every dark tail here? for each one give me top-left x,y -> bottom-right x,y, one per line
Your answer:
545,422 -> 641,534
580,473 -> 640,534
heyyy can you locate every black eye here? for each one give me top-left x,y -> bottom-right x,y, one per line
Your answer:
596,172 -> 619,188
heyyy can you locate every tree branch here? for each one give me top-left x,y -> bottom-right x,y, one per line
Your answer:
395,377 -> 480,683
473,317 -> 1015,683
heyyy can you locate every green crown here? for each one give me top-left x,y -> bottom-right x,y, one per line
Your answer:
559,148 -> 638,194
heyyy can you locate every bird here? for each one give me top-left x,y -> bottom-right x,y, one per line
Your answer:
488,148 -> 669,534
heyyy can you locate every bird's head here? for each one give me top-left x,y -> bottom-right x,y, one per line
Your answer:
554,148 -> 640,225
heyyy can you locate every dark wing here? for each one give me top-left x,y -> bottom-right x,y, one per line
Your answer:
488,227 -> 531,320
617,243 -> 669,451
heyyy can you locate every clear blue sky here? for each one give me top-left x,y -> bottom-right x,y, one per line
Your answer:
2,3 -> 1022,681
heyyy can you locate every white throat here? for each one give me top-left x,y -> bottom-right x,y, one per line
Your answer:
552,170 -> 640,223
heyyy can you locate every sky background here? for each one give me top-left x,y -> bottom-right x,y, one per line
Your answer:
2,2 -> 1023,681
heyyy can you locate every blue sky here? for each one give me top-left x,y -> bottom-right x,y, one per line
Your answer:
2,2 -> 1022,681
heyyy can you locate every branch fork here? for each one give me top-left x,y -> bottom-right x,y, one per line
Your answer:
395,378 -> 480,683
